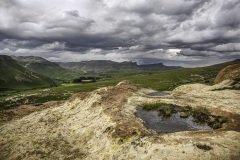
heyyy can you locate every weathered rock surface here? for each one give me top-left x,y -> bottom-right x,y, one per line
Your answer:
179,112 -> 189,118
0,81 -> 240,160
214,64 -> 240,84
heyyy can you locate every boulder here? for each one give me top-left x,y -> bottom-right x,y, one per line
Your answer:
214,64 -> 240,84
179,112 -> 189,118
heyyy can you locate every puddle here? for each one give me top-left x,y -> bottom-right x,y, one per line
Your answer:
136,107 -> 212,133
147,91 -> 170,97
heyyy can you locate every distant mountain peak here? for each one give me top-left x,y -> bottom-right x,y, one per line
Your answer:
58,60 -> 179,73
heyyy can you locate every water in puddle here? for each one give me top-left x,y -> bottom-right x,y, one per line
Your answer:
147,91 -> 169,97
136,107 -> 212,133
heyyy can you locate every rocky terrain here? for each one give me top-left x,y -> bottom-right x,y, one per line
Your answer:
214,64 -> 240,83
0,80 -> 239,160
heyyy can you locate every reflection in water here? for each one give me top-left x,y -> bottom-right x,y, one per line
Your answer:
136,107 -> 212,133
147,91 -> 169,97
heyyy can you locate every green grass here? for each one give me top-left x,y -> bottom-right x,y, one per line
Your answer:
142,103 -> 177,117
1,59 -> 239,110
0,55 -> 55,90
0,80 -> 118,110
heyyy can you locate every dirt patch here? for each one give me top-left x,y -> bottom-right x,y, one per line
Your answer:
69,92 -> 90,101
0,101 -> 64,125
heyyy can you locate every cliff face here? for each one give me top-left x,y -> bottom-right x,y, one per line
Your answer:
214,64 -> 240,84
0,81 -> 240,160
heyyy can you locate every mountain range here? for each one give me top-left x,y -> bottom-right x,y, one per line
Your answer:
0,55 -> 179,90
1,54 -> 239,91
57,60 -> 180,73
12,56 -> 69,78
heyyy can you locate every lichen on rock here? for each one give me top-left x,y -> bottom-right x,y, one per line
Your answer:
0,81 -> 240,160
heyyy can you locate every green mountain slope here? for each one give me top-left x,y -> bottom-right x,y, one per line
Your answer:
13,56 -> 70,78
0,55 -> 55,91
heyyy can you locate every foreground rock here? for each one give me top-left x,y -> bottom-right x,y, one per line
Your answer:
214,63 -> 240,84
0,81 -> 240,160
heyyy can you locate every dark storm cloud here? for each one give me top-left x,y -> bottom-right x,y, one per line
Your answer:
65,10 -> 80,17
0,0 -> 239,66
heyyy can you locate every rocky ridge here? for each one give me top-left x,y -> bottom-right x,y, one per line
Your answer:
214,63 -> 240,84
0,81 -> 240,159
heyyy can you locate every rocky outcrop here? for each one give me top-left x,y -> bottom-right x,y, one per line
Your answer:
0,81 -> 240,160
214,64 -> 240,84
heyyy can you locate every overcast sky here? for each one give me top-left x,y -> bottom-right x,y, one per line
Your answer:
0,0 -> 240,67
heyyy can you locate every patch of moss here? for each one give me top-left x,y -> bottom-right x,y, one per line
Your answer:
158,106 -> 177,118
212,122 -> 222,129
192,107 -> 210,124
142,103 -> 162,111
142,103 -> 177,117
207,116 -> 227,129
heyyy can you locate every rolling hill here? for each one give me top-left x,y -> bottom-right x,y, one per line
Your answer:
0,55 -> 55,91
13,56 -> 70,79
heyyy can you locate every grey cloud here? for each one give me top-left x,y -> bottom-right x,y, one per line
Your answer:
177,49 -> 220,57
105,0 -> 206,16
215,0 -> 240,28
65,10 -> 80,17
0,0 -> 239,67
210,43 -> 240,52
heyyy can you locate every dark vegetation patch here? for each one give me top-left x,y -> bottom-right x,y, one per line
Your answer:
72,76 -> 100,83
0,93 -> 70,110
142,103 -> 227,129
195,143 -> 213,151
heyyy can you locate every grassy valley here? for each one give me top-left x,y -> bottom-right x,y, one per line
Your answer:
0,57 -> 239,110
